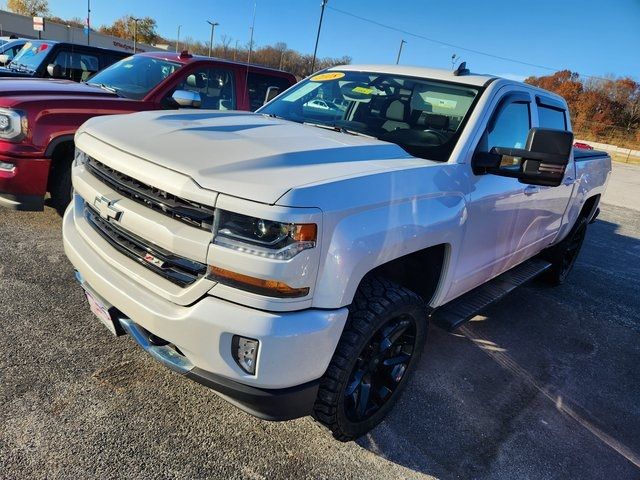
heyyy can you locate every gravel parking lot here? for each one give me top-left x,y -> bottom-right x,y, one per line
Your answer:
1,163 -> 639,479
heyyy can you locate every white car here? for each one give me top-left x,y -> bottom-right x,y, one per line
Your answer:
63,64 -> 611,441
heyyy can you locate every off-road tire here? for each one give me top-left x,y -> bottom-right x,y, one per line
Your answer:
542,215 -> 589,286
313,276 -> 428,441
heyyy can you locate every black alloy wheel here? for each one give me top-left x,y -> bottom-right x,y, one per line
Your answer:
344,315 -> 416,422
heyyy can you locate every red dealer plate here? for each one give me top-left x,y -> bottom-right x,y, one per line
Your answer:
85,290 -> 118,336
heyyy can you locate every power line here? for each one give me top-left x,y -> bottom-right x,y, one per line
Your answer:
327,5 -> 609,81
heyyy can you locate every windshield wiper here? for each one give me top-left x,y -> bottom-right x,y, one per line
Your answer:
303,121 -> 376,139
88,82 -> 123,97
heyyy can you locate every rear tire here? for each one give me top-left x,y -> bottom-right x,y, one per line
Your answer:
543,215 -> 588,286
313,276 -> 428,441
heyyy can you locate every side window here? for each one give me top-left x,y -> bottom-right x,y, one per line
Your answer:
247,71 -> 292,111
481,100 -> 531,151
174,66 -> 236,110
52,50 -> 99,82
538,105 -> 567,130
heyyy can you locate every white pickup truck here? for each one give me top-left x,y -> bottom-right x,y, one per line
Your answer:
63,64 -> 611,441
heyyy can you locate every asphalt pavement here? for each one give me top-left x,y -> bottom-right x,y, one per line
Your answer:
1,162 -> 638,479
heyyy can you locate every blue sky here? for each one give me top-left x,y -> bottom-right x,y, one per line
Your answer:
45,0 -> 640,81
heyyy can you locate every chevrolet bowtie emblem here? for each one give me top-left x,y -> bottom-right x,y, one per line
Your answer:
93,195 -> 123,222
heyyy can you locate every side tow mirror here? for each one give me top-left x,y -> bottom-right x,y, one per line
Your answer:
0,54 -> 9,66
172,89 -> 202,108
263,86 -> 280,105
47,63 -> 62,78
473,128 -> 574,187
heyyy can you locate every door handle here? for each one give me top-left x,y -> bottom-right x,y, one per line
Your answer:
563,176 -> 575,186
524,185 -> 539,196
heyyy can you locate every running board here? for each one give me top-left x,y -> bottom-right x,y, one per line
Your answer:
431,258 -> 552,331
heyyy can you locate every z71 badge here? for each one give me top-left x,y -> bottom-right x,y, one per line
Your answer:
143,253 -> 165,268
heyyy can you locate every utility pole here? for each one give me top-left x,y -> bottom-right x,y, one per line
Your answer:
247,1 -> 257,64
311,0 -> 328,74
207,21 -> 219,57
279,49 -> 285,70
176,25 -> 181,52
87,0 -> 90,45
234,40 -> 238,61
396,39 -> 406,65
132,17 -> 140,53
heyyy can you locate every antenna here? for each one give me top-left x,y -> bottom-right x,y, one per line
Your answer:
453,61 -> 470,76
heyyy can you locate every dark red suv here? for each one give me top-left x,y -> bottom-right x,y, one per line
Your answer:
0,51 -> 296,212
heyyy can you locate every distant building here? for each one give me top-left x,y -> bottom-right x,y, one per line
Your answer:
0,9 -> 167,53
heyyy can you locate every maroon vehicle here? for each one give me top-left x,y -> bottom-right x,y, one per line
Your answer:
0,51 -> 296,212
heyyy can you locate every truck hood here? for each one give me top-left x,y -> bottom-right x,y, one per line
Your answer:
0,78 -> 116,98
81,110 -> 424,204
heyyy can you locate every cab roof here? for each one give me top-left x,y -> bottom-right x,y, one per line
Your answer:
136,51 -> 294,76
328,64 -> 497,87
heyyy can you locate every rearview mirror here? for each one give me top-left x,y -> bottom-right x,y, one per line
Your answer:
473,128 -> 574,187
172,89 -> 201,108
263,86 -> 280,105
47,63 -> 62,78
0,54 -> 9,66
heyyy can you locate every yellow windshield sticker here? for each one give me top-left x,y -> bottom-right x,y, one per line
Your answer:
310,72 -> 345,82
352,86 -> 374,95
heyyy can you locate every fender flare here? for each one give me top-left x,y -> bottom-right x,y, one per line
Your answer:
44,134 -> 75,158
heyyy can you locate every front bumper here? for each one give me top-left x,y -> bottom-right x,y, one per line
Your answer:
0,155 -> 50,211
63,203 -> 348,419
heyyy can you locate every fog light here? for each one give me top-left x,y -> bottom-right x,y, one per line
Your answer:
232,335 -> 259,374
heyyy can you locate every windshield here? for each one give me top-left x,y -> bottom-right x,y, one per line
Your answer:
9,41 -> 54,73
87,55 -> 182,100
258,70 -> 480,162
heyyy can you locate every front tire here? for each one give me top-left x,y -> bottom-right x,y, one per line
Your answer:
49,147 -> 74,216
313,277 -> 428,441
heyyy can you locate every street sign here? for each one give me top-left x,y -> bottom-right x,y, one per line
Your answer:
33,16 -> 45,32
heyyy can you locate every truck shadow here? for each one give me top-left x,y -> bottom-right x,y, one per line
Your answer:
355,215 -> 640,479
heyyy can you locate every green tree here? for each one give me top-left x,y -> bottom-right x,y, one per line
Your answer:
7,0 -> 49,16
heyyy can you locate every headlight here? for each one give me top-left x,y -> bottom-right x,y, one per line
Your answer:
213,210 -> 317,261
0,108 -> 27,140
74,148 -> 89,167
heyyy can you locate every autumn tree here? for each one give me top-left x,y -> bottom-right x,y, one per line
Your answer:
100,16 -> 159,44
7,0 -> 49,16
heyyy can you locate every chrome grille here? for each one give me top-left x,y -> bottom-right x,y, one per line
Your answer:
86,158 -> 215,230
84,205 -> 207,287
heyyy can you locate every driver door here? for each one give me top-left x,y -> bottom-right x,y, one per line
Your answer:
449,90 -> 543,299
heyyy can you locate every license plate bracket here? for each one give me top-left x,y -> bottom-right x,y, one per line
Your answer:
84,289 -> 120,336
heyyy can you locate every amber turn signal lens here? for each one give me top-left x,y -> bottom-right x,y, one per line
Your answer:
292,224 -> 317,242
208,266 -> 310,298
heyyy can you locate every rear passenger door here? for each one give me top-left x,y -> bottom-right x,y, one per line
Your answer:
531,96 -> 576,243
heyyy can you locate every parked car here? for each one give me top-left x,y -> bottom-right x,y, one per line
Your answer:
63,65 -> 611,441
0,40 -> 129,80
574,141 -> 594,150
0,39 -> 27,66
0,51 -> 296,212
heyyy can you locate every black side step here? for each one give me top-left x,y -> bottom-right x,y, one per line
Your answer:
431,258 -> 552,331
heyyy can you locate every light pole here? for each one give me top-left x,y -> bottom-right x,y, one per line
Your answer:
311,0 -> 328,74
396,39 -> 406,65
132,17 -> 141,53
247,1 -> 256,64
87,0 -> 90,45
176,25 -> 181,53
207,20 -> 219,57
